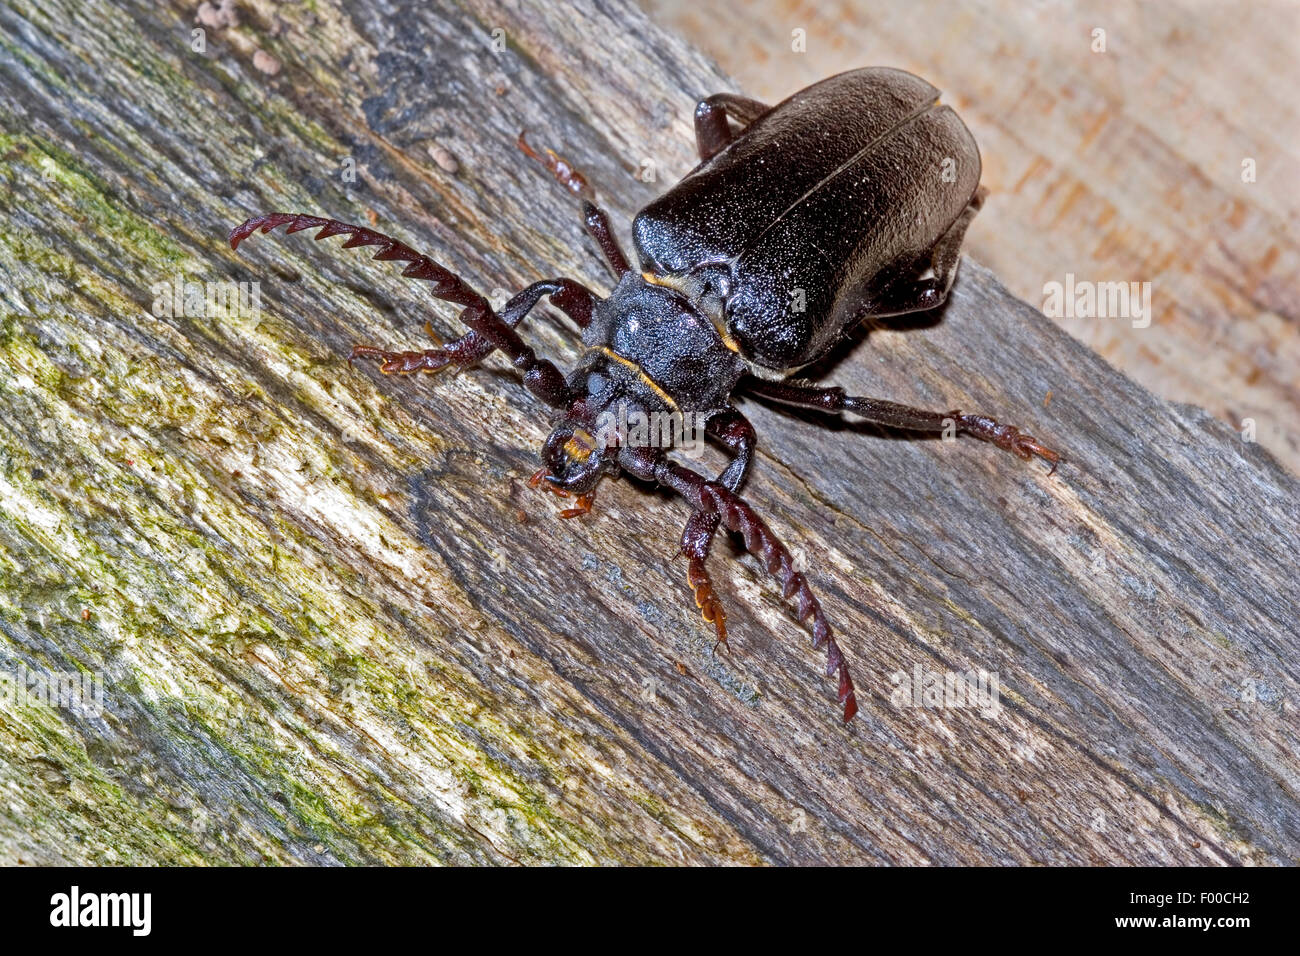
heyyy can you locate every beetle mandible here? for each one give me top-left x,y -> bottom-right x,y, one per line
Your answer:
229,68 -> 1061,723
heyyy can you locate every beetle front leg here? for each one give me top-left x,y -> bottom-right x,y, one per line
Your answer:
349,277 -> 598,375
678,409 -> 757,650
516,131 -> 632,280
693,93 -> 771,161
742,377 -> 1062,472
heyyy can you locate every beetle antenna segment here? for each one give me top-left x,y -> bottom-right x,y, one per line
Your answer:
655,460 -> 858,722
229,213 -> 480,306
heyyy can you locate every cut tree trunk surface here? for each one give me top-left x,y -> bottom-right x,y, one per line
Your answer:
0,0 -> 1296,865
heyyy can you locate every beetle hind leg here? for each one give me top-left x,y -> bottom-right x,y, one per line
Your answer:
349,321 -> 462,375
742,377 -> 1062,473
869,187 -> 987,316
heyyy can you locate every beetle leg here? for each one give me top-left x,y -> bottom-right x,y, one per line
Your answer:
678,410 -> 757,650
230,213 -> 577,408
869,189 -> 987,316
517,131 -> 592,198
516,130 -> 631,280
622,448 -> 856,722
930,187 -> 986,296
693,93 -> 772,161
348,277 -> 597,375
742,377 -> 1062,473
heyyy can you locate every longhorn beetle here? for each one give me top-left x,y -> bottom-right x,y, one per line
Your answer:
230,68 -> 1061,722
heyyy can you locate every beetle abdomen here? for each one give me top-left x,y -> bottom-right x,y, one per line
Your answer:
632,68 -> 981,371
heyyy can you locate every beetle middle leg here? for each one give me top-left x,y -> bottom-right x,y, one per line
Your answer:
678,409 -> 757,649
693,93 -> 772,161
743,377 -> 1061,472
230,213 -> 578,408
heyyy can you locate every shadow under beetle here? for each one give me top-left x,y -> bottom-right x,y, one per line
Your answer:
230,68 -> 1061,723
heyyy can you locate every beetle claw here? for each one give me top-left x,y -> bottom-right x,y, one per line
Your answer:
1011,433 -> 1063,473
957,414 -> 1063,474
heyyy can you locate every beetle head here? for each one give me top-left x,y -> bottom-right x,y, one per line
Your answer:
537,352 -> 661,494
540,411 -> 612,494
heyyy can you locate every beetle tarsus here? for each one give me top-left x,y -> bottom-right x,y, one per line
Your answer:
517,131 -> 592,199
955,413 -> 1063,473
349,344 -> 453,375
685,554 -> 729,652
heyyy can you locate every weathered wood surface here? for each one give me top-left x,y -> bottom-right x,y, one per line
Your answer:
0,0 -> 1297,865
643,0 -> 1300,473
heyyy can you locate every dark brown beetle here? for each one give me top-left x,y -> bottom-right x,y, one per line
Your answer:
230,68 -> 1060,723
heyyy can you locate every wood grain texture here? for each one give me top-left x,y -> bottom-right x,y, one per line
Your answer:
641,0 -> 1300,474
1,0 -> 1297,865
